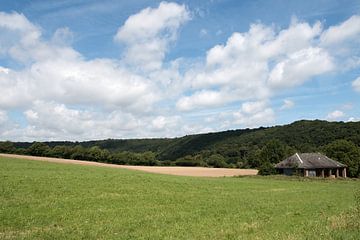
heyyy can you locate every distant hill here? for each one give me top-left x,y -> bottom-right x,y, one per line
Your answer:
12,120 -> 360,161
3,119 -> 360,176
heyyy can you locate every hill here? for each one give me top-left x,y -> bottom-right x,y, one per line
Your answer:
1,120 -> 360,176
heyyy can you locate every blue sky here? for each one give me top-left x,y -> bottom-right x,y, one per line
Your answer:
0,0 -> 360,141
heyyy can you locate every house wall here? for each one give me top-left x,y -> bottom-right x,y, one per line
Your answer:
278,167 -> 346,178
283,169 -> 293,176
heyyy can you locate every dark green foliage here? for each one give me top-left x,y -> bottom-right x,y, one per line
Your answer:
0,141 -> 15,153
258,162 -> 276,175
49,145 -> 74,159
2,120 -> 360,175
259,140 -> 287,164
206,154 -> 228,168
323,140 -> 360,178
86,146 -> 110,162
175,155 -> 206,166
70,145 -> 87,160
26,142 -> 51,156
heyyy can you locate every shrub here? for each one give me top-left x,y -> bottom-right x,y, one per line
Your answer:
206,154 -> 228,168
258,162 -> 276,175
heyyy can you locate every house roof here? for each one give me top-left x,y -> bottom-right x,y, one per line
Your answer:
275,153 -> 347,169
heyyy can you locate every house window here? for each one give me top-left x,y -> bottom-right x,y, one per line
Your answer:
308,170 -> 316,177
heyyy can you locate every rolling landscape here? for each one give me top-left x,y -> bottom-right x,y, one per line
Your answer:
2,120 -> 360,177
1,0 -> 360,239
1,120 -> 360,239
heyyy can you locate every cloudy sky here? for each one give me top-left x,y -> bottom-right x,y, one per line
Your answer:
0,0 -> 360,141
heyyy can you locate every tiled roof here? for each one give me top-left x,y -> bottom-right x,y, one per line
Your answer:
275,153 -> 347,169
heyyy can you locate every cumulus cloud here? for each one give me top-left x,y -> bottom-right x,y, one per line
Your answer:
176,90 -> 233,111
51,27 -> 74,46
0,7 -> 360,141
268,48 -> 333,88
13,101 -> 185,141
352,76 -> 360,92
115,1 -> 190,71
326,110 -> 345,121
0,11 -> 157,111
179,19 -> 333,111
320,15 -> 360,46
151,115 -> 181,132
233,101 -> 275,128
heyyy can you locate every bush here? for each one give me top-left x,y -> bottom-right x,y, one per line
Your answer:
206,154 -> 228,168
175,155 -> 206,166
258,162 -> 276,175
0,141 -> 16,153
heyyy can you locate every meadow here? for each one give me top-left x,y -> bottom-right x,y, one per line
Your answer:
1,156 -> 359,239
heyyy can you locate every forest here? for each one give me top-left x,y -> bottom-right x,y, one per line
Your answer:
1,120 -> 360,177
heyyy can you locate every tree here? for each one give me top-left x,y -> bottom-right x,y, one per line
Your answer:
140,151 -> 158,166
206,154 -> 228,168
0,141 -> 15,153
244,146 -> 262,168
70,145 -> 86,160
175,155 -> 205,166
323,140 -> 360,178
87,146 -> 109,162
110,152 -> 129,165
258,162 -> 276,175
260,140 -> 287,164
27,142 -> 51,156
50,145 -> 73,159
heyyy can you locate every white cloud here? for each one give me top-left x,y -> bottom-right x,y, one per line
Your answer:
280,99 -> 295,110
0,12 -> 158,111
320,15 -> 360,46
268,47 -> 333,88
352,76 -> 360,92
114,1 -> 190,71
151,115 -> 181,131
0,66 -> 10,74
0,100 -> 188,141
347,117 -> 359,122
18,101 -> 156,140
51,27 -> 74,46
1,8 -> 360,141
176,90 -> 233,111
326,110 -> 345,121
0,110 -> 18,140
233,101 -> 275,128
0,11 -> 41,58
0,110 -> 8,125
177,20 -> 331,111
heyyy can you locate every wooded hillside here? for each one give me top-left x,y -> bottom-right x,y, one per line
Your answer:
1,120 -> 360,177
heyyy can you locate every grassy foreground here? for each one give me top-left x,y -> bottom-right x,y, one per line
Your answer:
0,157 -> 359,239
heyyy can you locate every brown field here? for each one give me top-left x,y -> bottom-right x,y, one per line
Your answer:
0,153 -> 258,177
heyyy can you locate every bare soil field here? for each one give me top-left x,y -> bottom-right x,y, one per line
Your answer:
0,153 -> 258,177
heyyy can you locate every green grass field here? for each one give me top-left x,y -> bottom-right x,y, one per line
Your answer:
1,156 -> 359,239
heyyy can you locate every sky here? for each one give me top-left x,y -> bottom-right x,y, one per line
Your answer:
0,0 -> 360,141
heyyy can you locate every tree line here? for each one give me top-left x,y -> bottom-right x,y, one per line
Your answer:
1,138 -> 359,177
0,120 -> 359,177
